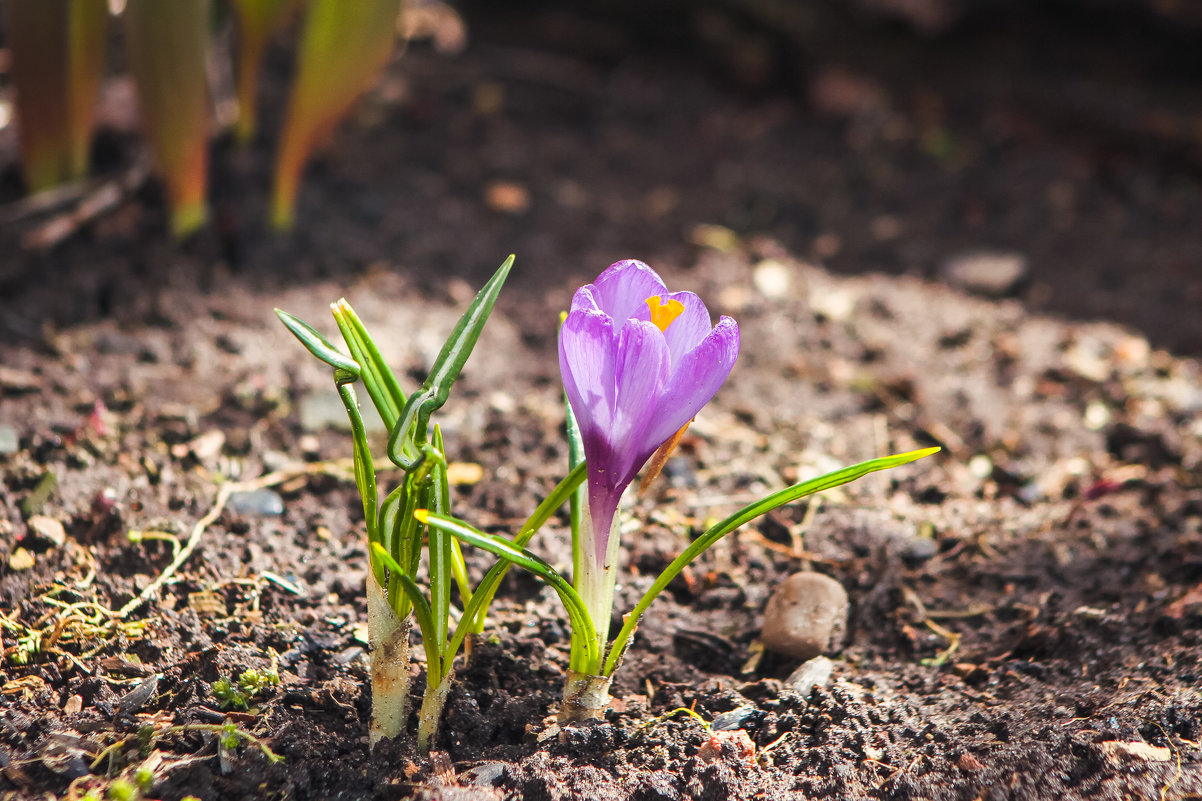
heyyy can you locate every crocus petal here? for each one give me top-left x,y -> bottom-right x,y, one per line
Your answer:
559,260 -> 739,571
606,319 -> 670,488
570,284 -> 602,314
591,260 -> 668,324
659,291 -> 713,356
559,309 -> 617,437
643,315 -> 740,448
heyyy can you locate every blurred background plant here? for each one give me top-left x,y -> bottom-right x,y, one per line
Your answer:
1,0 -> 436,236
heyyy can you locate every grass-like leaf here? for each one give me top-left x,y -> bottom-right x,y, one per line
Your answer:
602,446 -> 941,675
456,461 -> 587,640
275,308 -> 361,375
370,544 -> 441,674
228,0 -> 299,143
419,509 -> 601,673
338,381 -> 378,557
387,256 -> 514,468
331,299 -> 406,432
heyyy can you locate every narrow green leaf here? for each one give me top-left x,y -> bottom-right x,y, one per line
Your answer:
371,543 -> 442,678
460,461 -> 587,636
602,447 -> 941,675
388,472 -> 426,615
331,299 -> 406,430
338,382 -> 377,549
565,390 -> 586,595
275,308 -> 361,375
448,537 -> 473,613
426,426 -> 452,646
387,256 -> 514,468
425,509 -> 599,673
376,485 -> 406,588
228,0 -> 299,143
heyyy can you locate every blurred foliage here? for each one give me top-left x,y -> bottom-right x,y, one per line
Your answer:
272,0 -> 403,229
4,0 -> 406,236
4,0 -> 107,192
124,0 -> 211,236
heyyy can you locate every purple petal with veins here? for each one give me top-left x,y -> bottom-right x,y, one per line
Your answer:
559,259 -> 740,563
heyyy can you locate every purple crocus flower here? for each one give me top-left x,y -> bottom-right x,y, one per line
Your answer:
559,260 -> 740,566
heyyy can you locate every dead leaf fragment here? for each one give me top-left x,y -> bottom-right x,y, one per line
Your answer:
9,547 -> 35,571
484,182 -> 530,214
1165,583 -> 1202,619
1100,740 -> 1172,764
958,752 -> 985,772
446,461 -> 485,486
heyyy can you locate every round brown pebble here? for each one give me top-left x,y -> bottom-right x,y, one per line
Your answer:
761,571 -> 849,660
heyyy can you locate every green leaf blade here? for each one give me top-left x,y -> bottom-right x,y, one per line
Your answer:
426,509 -> 600,673
331,299 -> 405,430
275,308 -> 361,375
602,446 -> 940,675
388,256 -> 514,467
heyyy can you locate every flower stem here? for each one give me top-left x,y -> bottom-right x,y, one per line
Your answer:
574,500 -> 617,673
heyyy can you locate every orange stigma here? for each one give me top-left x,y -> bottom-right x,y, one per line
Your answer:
646,296 -> 685,332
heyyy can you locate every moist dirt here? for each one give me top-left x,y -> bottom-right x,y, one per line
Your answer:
2,5 -> 1201,800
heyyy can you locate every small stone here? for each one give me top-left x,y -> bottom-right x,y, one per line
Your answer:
27,515 -> 66,548
334,646 -> 366,665
298,391 -> 352,433
488,391 -> 516,414
39,741 -> 90,779
1083,400 -> 1110,431
297,435 -> 321,456
460,761 -> 507,787
0,366 -> 39,393
184,429 -> 226,463
63,694 -> 84,714
227,488 -> 284,516
711,706 -> 764,732
968,454 -> 993,480
1063,336 -> 1112,382
808,285 -> 856,321
940,251 -> 1028,297
0,425 -> 18,455
899,534 -> 938,564
752,259 -> 792,298
784,655 -> 834,697
761,572 -> 848,660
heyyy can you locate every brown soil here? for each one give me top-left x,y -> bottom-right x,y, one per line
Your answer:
2,5 -> 1201,800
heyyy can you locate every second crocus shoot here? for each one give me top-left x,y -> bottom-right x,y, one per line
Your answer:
421,260 -> 939,722
277,256 -> 536,750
